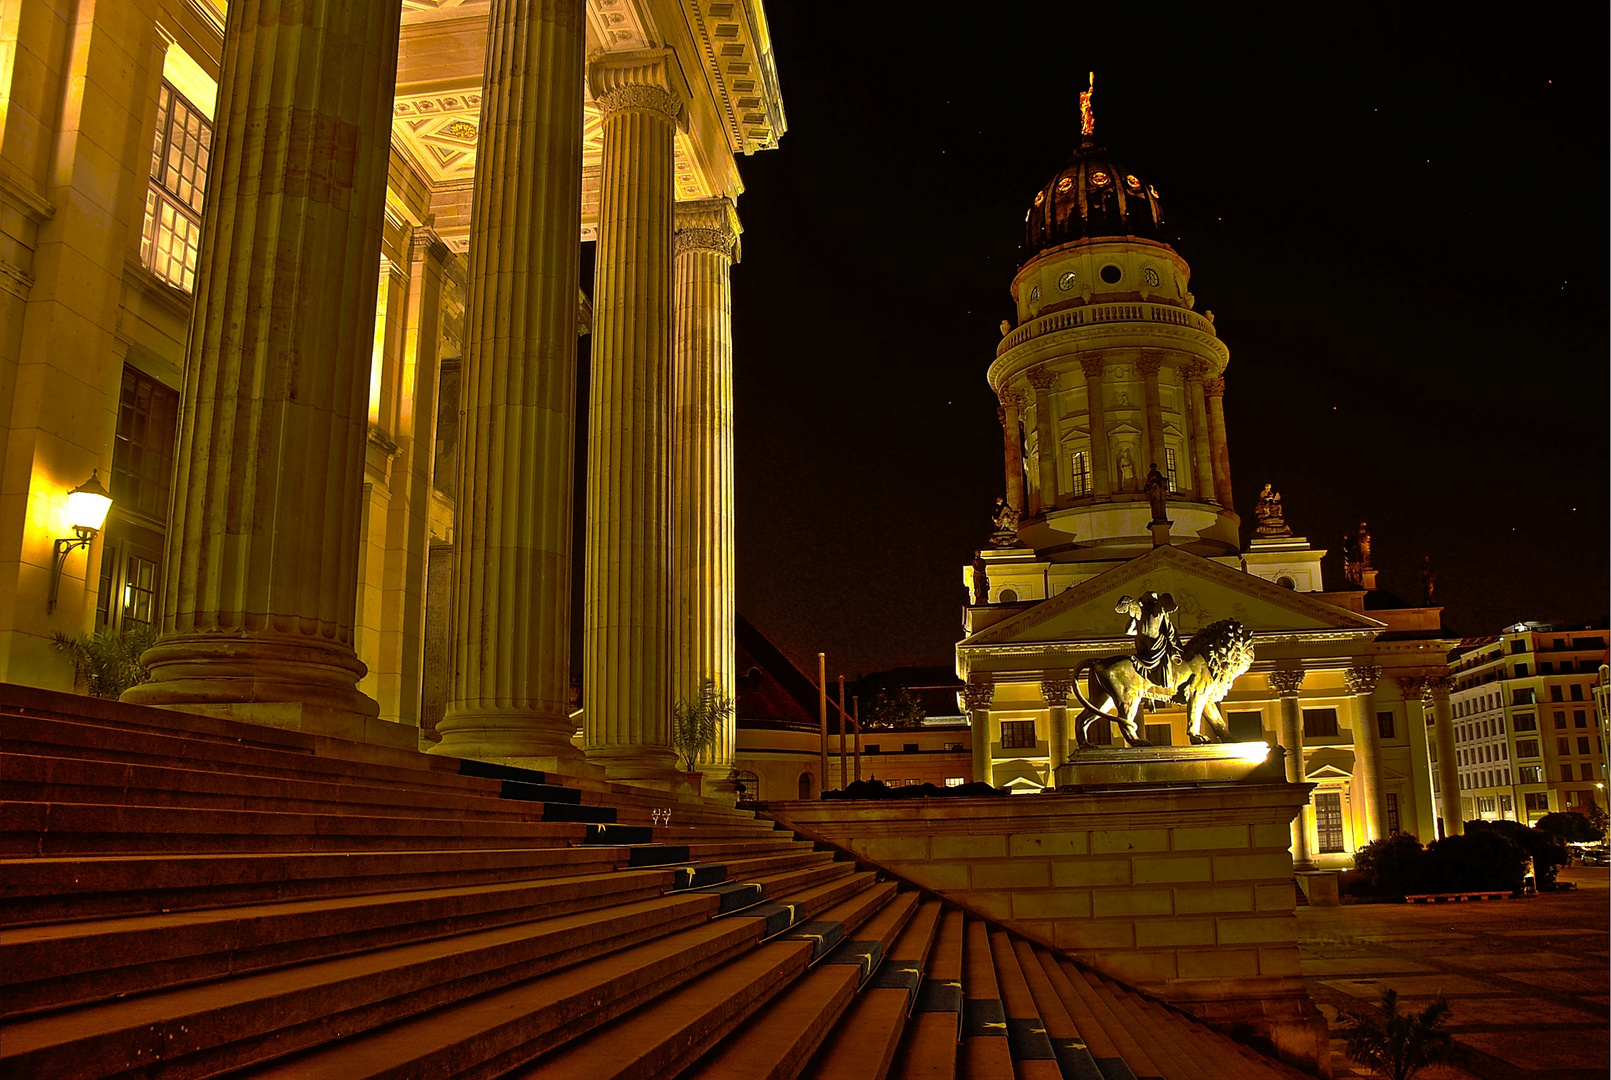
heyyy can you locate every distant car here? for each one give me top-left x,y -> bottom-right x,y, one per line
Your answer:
1581,846 -> 1610,867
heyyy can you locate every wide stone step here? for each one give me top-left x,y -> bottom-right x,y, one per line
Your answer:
960,918 -> 1017,1080
1,867 -> 681,1018
0,846 -> 626,927
508,938 -> 815,1079
685,962 -> 859,1079
0,801 -> 583,856
889,906 -> 965,1078
229,916 -> 773,1080
1012,936 -> 1110,1080
0,891 -> 722,1080
808,896 -> 944,1079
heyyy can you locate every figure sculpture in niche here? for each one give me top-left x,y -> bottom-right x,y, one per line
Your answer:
1343,521 -> 1373,586
989,497 -> 1020,548
1143,462 -> 1169,523
1069,613 -> 1255,749
1116,445 -> 1136,489
1253,483 -> 1293,537
1420,555 -> 1436,606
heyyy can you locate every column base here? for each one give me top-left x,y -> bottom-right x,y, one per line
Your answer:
430,706 -> 595,775
123,631 -> 381,738
585,744 -> 685,785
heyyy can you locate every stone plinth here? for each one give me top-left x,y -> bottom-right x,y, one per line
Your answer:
766,781 -> 1327,1074
1054,741 -> 1286,789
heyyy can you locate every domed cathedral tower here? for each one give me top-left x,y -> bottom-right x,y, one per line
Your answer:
983,78 -> 1236,601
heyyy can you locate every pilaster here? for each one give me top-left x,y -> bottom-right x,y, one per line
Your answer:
1079,355 -> 1112,498
672,196 -> 740,775
1345,665 -> 1383,843
1028,368 -> 1060,511
1203,375 -> 1234,510
582,47 -> 691,782
964,681 -> 995,787
1269,668 -> 1313,869
433,0 -> 588,768
124,0 -> 405,740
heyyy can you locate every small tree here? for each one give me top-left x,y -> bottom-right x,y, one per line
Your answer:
52,626 -> 157,698
672,678 -> 734,773
1343,989 -> 1458,1080
1536,810 -> 1601,843
1585,800 -> 1609,840
1424,830 -> 1527,894
862,686 -> 925,731
1465,818 -> 1569,888
1353,832 -> 1428,900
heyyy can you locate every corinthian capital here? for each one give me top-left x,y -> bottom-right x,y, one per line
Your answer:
1423,674 -> 1451,700
1343,665 -> 1382,696
1079,355 -> 1106,379
1136,354 -> 1164,377
588,47 -> 690,125
1184,359 -> 1211,384
1027,368 -> 1059,392
1203,376 -> 1226,397
962,680 -> 995,712
1041,678 -> 1072,706
1268,668 -> 1306,696
1394,675 -> 1425,699
674,197 -> 741,261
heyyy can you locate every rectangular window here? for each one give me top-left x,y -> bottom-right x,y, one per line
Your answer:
903,743 -> 919,754
1070,450 -> 1092,498
1549,687 -> 1563,702
1385,792 -> 1400,834
1144,723 -> 1172,747
1524,791 -> 1549,814
1574,710 -> 1587,727
1500,794 -> 1512,813
1516,740 -> 1539,758
1227,711 -> 1264,741
1518,766 -> 1544,785
1571,685 -> 1584,701
945,777 -> 965,787
864,744 -> 881,754
1000,720 -> 1037,750
141,82 -> 212,292
111,366 -> 181,523
1554,711 -> 1567,728
1557,737 -> 1570,756
1302,708 -> 1339,738
1164,447 -> 1179,492
1376,711 -> 1395,739
1540,662 -> 1554,674
1561,764 -> 1574,782
1514,663 -> 1529,677
1315,792 -> 1345,853
1577,737 -> 1591,755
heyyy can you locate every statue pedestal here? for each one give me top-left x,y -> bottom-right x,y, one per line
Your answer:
1148,519 -> 1173,547
1054,741 -> 1286,789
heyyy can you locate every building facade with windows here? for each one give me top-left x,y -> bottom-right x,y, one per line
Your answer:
956,112 -> 1457,868
1,0 -> 785,784
1448,622 -> 1609,823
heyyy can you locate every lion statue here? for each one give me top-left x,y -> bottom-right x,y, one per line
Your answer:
1069,618 -> 1256,748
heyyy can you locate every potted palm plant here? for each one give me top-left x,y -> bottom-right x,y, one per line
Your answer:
672,678 -> 734,795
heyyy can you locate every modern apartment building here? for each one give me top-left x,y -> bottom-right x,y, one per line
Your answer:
1448,621 -> 1609,823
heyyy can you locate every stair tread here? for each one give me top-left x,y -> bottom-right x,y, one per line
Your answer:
685,962 -> 859,1079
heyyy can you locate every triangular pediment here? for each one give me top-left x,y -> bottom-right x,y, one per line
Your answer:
963,544 -> 1384,649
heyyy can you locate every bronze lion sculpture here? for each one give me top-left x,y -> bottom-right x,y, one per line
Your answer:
1069,618 -> 1256,748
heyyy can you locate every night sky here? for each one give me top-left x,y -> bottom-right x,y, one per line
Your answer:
705,5 -> 1607,679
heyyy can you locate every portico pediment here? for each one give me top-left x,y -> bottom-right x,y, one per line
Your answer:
961,544 -> 1384,654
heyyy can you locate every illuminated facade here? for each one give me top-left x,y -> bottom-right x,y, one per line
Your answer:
1448,623 -> 1609,823
958,106 -> 1459,865
0,0 -> 783,782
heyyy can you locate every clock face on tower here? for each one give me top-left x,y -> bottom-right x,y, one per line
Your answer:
1143,267 -> 1160,287
1029,285 -> 1041,302
1058,271 -> 1077,291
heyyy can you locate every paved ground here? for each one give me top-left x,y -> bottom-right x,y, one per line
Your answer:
1298,866 -> 1609,1079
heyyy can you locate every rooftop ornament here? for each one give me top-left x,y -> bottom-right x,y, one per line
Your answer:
1079,71 -> 1096,141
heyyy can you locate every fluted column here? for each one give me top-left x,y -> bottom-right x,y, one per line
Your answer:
583,48 -> 690,782
1185,363 -> 1216,503
428,0 -> 586,766
1398,676 -> 1436,839
1137,354 -> 1165,477
1028,368 -> 1060,510
1042,677 -> 1072,780
672,197 -> 740,775
1079,356 -> 1111,498
964,681 -> 995,787
125,1 -> 404,733
1204,376 -> 1235,510
1346,665 -> 1383,843
999,391 -> 1025,514
1426,676 -> 1461,837
1270,669 -> 1314,869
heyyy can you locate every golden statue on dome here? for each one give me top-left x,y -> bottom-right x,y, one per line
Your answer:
1079,71 -> 1096,139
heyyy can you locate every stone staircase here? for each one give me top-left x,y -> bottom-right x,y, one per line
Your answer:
0,685 -> 1309,1079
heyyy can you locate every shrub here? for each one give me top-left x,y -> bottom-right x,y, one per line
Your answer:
51,626 -> 157,698
1424,830 -> 1527,894
1465,818 -> 1569,888
1536,811 -> 1601,843
672,678 -> 734,773
1353,832 -> 1428,900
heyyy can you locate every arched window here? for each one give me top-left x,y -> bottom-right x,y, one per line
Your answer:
798,772 -> 813,800
1070,450 -> 1092,497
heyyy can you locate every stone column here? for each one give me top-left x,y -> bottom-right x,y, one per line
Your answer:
1204,376 -> 1235,510
1270,669 -> 1314,869
582,48 -> 690,782
1426,676 -> 1461,837
432,0 -> 587,768
1137,354 -> 1165,478
125,0 -> 405,736
1079,356 -> 1111,498
1185,363 -> 1216,503
1042,677 -> 1072,781
672,197 -> 740,776
1397,676 -> 1436,840
999,391 -> 1025,514
1345,665 -> 1383,843
1028,369 -> 1060,509
964,681 -> 995,787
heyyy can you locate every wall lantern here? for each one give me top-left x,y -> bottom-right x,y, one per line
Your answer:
47,469 -> 114,614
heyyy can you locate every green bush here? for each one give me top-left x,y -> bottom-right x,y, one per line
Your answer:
1535,810 -> 1601,843
1353,832 -> 1428,900
1424,830 -> 1527,894
1465,818 -> 1569,888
